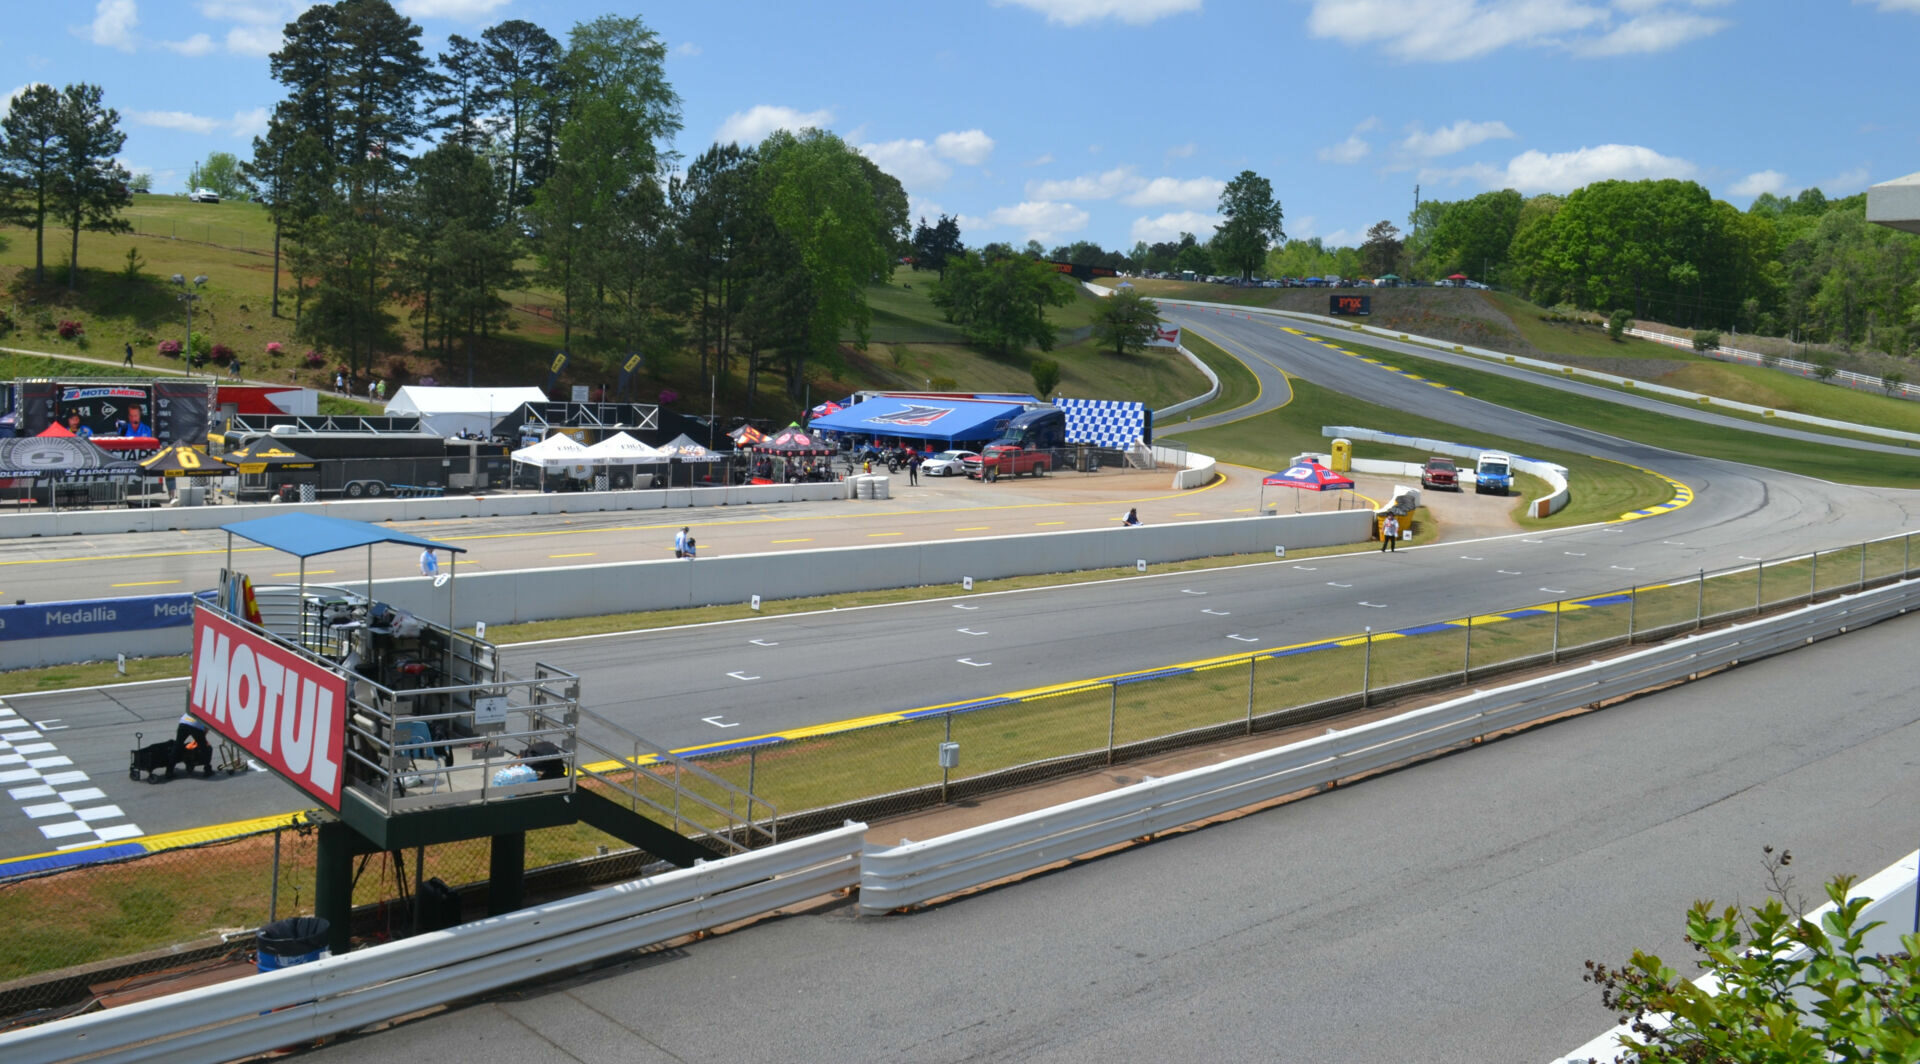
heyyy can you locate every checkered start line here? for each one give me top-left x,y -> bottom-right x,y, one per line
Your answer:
0,698 -> 144,850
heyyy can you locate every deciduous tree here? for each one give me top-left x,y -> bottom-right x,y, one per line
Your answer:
188,151 -> 247,199
1094,286 -> 1160,356
1214,170 -> 1284,280
929,249 -> 1073,356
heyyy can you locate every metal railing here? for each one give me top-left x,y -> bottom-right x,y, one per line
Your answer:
1628,327 -> 1920,401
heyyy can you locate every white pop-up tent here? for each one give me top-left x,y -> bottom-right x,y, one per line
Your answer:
510,431 -> 589,469
385,386 -> 550,438
580,432 -> 667,466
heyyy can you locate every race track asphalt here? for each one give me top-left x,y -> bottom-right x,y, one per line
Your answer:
301,601 -> 1920,1064
3,313 -> 1916,864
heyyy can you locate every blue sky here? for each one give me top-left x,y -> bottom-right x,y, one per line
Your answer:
10,0 -> 1920,251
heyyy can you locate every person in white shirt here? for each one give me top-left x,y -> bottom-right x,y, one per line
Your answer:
420,549 -> 439,575
674,526 -> 690,558
1380,513 -> 1400,552
1122,508 -> 1141,527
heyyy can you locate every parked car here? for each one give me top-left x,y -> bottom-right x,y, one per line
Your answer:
921,449 -> 976,477
189,187 -> 220,203
1420,456 -> 1459,492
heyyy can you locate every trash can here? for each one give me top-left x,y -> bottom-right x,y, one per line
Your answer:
256,916 -> 331,973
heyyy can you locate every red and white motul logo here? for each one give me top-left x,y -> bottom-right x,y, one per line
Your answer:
189,608 -> 347,810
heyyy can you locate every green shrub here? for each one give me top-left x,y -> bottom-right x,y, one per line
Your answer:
1607,309 -> 1631,342
1691,329 -> 1721,352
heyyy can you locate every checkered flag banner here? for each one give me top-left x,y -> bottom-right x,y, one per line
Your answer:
1057,398 -> 1148,448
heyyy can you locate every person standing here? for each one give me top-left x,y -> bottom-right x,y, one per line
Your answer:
1122,507 -> 1141,527
674,526 -> 689,558
907,450 -> 920,485
1380,512 -> 1400,552
420,548 -> 439,576
123,341 -> 134,366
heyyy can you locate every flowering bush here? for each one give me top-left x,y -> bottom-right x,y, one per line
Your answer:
210,344 -> 234,365
265,341 -> 284,356
418,376 -> 436,387
302,349 -> 325,367
57,319 -> 84,340
157,339 -> 183,358
658,388 -> 679,405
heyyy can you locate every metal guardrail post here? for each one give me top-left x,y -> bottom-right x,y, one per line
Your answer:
1628,586 -> 1637,642
1552,600 -> 1561,662
1811,550 -> 1819,600
1859,542 -> 1867,590
1696,569 -> 1705,629
1756,559 -> 1764,614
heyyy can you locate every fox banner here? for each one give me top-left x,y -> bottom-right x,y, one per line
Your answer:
188,608 -> 348,810
1146,325 -> 1181,348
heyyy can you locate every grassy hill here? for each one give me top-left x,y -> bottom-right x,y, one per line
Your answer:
0,204 -> 1206,422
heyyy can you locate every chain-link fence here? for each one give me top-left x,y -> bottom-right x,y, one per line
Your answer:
5,531 -> 1915,1020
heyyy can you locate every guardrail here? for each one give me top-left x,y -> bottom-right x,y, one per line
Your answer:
0,822 -> 867,1064
1628,326 -> 1920,402
1154,444 -> 1217,489
857,577 -> 1920,913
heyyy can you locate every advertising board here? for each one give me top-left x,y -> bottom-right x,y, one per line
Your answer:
188,607 -> 348,810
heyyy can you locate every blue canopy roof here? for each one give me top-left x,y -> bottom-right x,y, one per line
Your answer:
220,513 -> 467,558
808,396 -> 1027,443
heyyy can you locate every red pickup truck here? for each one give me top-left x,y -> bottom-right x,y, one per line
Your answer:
1420,456 -> 1459,491
966,443 -> 1052,479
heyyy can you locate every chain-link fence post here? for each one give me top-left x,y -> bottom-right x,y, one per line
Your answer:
1756,559 -> 1764,614
1361,627 -> 1373,707
1627,585 -> 1637,642
1106,682 -> 1117,765
1810,550 -> 1818,601
1245,655 -> 1256,735
1907,533 -> 1912,577
1696,569 -> 1705,629
1552,599 -> 1562,662
269,826 -> 283,923
1462,614 -> 1473,679
747,747 -> 759,836
941,712 -> 953,802
1859,542 -> 1867,591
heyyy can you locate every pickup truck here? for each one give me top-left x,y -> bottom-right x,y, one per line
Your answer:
1420,456 -> 1459,491
1474,451 -> 1513,495
966,443 -> 1052,479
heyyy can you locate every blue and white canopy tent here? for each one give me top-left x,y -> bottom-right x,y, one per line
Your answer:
806,395 -> 1027,446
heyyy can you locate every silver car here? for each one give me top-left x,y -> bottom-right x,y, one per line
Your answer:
921,449 -> 976,477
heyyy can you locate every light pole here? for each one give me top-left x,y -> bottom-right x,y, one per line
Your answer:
171,273 -> 207,370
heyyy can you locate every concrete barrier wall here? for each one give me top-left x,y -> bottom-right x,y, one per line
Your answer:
1155,444 -> 1218,490
0,628 -> 189,671
0,481 -> 852,539
357,510 -> 1373,629
1326,426 -> 1571,519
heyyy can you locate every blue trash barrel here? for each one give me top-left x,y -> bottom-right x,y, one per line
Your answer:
256,916 -> 331,973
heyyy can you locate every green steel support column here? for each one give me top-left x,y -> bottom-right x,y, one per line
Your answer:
488,832 -> 527,916
315,820 -> 356,956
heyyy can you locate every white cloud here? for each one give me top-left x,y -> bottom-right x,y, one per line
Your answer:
1122,175 -> 1224,208
675,41 -> 701,56
1398,119 -> 1516,159
1855,0 -> 1920,11
1317,134 -> 1371,164
196,1 -> 295,23
129,109 -> 222,135
396,0 -> 511,19
162,33 -> 216,56
230,106 -> 269,140
1730,170 -> 1788,198
226,24 -> 282,55
716,104 -> 833,145
860,139 -> 952,187
994,0 -> 1203,26
1425,143 -> 1697,193
1571,11 -> 1727,55
1024,153 -> 1054,167
1305,0 -> 1726,62
1025,165 -> 1221,207
1165,141 -> 1197,161
934,129 -> 994,166
87,0 -> 139,52
985,201 -> 1090,242
1823,166 -> 1872,194
1131,210 -> 1219,243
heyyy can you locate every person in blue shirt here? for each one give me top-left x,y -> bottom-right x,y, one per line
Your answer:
419,549 -> 439,576
117,404 -> 154,438
62,411 -> 92,438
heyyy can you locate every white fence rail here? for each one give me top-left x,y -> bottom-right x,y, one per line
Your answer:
0,823 -> 867,1064
858,579 -> 1920,914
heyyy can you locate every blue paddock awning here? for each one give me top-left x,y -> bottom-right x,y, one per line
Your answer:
808,396 -> 1026,443
220,513 -> 467,558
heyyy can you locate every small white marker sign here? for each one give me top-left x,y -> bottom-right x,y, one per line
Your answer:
751,595 -> 761,611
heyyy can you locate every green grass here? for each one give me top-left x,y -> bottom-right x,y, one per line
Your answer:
1173,374 -> 1669,528
1173,330 -> 1263,421
1481,291 -> 1691,361
1343,342 -> 1920,489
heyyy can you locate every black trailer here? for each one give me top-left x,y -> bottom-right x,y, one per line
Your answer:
219,428 -> 510,500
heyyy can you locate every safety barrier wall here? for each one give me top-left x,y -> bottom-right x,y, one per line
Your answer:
358,510 -> 1371,628
1553,847 -> 1920,1063
1325,425 -> 1571,518
0,481 -> 852,540
0,823 -> 868,1064
0,593 -> 198,670
1156,294 -> 1920,445
858,577 -> 1920,914
0,511 -> 1371,664
1155,444 -> 1218,489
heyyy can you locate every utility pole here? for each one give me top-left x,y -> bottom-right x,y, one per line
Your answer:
1412,184 -> 1420,234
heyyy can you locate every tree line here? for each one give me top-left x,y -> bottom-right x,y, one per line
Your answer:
1394,180 -> 1920,355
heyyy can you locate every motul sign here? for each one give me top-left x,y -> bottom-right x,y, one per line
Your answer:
189,608 -> 348,810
